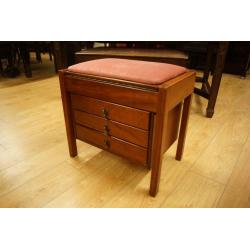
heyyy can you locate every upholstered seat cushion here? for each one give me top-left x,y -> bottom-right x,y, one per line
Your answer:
68,58 -> 187,85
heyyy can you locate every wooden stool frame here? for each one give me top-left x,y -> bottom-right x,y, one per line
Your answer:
59,69 -> 195,196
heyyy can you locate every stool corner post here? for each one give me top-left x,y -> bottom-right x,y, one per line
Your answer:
59,69 -> 78,158
175,94 -> 192,161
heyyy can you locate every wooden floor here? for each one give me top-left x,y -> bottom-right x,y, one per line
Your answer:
0,55 -> 250,208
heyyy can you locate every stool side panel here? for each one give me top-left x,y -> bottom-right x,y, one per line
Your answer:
162,103 -> 182,153
164,72 -> 195,111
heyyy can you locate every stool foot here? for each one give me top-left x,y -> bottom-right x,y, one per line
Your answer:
149,188 -> 157,197
69,143 -> 78,157
206,108 -> 214,118
149,161 -> 162,197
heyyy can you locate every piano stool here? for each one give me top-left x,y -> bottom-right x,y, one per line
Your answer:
59,58 -> 195,196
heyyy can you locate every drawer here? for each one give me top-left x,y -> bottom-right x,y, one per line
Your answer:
65,75 -> 158,112
74,110 -> 149,148
71,94 -> 149,130
75,125 -> 148,165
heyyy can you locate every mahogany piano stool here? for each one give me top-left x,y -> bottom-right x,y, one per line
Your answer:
59,58 -> 195,197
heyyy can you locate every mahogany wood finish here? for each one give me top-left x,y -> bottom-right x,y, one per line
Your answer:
75,125 -> 148,165
59,71 -> 77,157
74,110 -> 149,147
65,75 -> 158,112
162,104 -> 182,153
110,137 -> 148,165
71,94 -> 150,129
59,69 -> 195,196
175,95 -> 192,161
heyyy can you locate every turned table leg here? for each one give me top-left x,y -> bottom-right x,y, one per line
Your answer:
176,94 -> 192,161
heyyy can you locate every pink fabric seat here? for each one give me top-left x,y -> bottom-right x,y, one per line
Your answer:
68,58 -> 187,85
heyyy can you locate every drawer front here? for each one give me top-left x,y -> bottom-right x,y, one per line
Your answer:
74,110 -> 149,148
75,124 -> 107,149
71,94 -> 149,130
75,125 -> 148,165
65,75 -> 158,112
110,137 -> 148,165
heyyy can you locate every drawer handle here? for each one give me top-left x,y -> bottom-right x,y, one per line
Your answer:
104,139 -> 110,148
103,125 -> 109,136
101,108 -> 109,118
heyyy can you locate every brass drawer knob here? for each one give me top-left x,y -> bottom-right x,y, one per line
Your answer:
103,125 -> 109,136
101,108 -> 109,118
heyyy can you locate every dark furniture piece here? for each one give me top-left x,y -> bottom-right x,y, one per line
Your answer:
190,42 -> 229,117
59,59 -> 195,196
18,42 -> 32,77
0,42 -> 54,78
0,42 -> 18,77
224,42 -> 250,77
186,42 -> 250,78
53,42 -> 90,71
75,48 -> 188,67
18,42 -> 54,77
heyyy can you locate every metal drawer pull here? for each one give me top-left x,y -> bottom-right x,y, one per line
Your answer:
101,108 -> 109,118
103,125 -> 109,136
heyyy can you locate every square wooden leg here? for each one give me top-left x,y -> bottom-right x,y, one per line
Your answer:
59,71 -> 78,157
175,94 -> 192,161
149,94 -> 168,197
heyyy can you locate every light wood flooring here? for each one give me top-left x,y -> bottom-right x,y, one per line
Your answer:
0,55 -> 250,207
